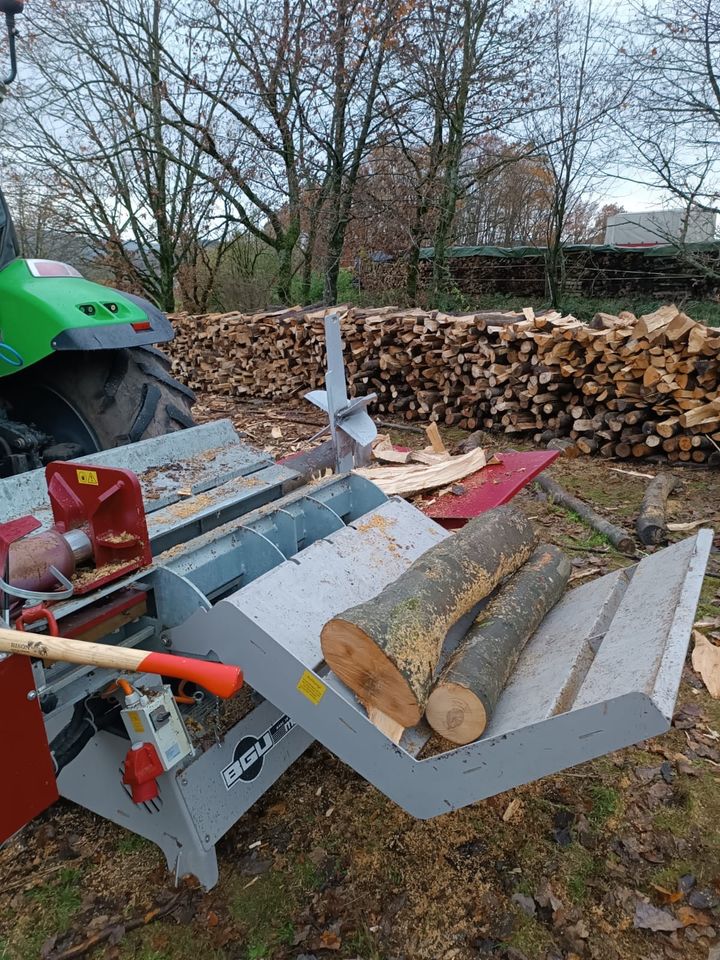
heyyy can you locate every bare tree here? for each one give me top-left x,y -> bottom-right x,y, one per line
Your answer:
524,0 -> 626,307
383,0 -> 544,305
9,0 -> 231,311
299,0 -> 405,304
614,0 -> 719,272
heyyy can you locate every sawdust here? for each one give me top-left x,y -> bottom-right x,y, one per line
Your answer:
71,560 -> 136,589
101,531 -> 136,545
355,514 -> 397,535
164,493 -> 214,519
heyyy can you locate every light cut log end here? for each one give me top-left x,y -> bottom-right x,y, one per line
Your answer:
368,707 -> 405,744
425,682 -> 488,745
320,619 -> 422,727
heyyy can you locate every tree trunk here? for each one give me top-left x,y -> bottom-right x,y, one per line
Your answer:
276,222 -> 299,305
425,543 -> 571,744
535,473 -> 636,555
321,506 -> 536,726
636,473 -> 677,546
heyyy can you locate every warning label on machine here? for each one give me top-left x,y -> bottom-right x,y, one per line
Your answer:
297,671 -> 326,705
76,469 -> 99,485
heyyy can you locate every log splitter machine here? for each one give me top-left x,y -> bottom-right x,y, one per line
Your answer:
0,317 -> 711,889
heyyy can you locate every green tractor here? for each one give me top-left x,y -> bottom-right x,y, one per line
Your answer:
0,0 -> 195,476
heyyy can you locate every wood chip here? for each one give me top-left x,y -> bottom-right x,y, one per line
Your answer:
667,519 -> 712,532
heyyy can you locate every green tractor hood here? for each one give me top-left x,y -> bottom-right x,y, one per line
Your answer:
0,258 -> 174,376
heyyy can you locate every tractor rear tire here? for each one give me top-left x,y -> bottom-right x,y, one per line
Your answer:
3,345 -> 196,454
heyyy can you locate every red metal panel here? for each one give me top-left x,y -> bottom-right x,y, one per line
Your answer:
46,461 -> 152,594
423,450 -> 559,528
0,654 -> 58,844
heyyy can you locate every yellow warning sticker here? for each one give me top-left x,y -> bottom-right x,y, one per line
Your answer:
76,469 -> 99,486
126,711 -> 145,734
297,671 -> 326,705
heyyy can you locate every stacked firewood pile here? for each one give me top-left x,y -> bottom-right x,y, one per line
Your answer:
169,303 -> 720,464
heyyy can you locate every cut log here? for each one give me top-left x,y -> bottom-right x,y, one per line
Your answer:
425,544 -> 571,744
535,473 -> 635,554
320,506 -> 537,726
636,473 -> 678,546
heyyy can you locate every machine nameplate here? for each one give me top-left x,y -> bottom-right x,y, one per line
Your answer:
222,715 -> 295,788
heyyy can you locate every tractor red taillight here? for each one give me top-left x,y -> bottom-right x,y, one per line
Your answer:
131,321 -> 152,332
26,259 -> 82,278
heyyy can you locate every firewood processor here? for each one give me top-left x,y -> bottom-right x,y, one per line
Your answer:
0,316 -> 711,889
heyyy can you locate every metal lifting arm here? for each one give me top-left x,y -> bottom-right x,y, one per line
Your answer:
0,1 -> 24,88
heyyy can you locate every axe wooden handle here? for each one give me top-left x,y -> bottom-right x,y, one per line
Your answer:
0,627 -> 243,699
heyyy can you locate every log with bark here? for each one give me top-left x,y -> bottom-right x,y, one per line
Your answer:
320,506 -> 536,727
535,473 -> 636,555
636,473 -> 678,545
425,543 -> 571,744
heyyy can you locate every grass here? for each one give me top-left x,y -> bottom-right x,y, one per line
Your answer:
0,868 -> 83,959
227,860 -> 323,958
508,910 -> 556,958
116,833 -> 152,854
588,785 -> 621,825
118,927 -> 229,960
558,845 -> 604,904
344,925 -> 385,960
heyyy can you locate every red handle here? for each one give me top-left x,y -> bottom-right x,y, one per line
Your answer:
140,651 -> 243,699
15,605 -> 60,636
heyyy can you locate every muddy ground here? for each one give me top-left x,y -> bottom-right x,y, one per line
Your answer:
2,393 -> 720,960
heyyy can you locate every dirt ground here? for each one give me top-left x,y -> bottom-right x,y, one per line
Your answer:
2,392 -> 720,960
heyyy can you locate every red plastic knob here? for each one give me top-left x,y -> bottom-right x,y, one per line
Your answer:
122,742 -> 163,804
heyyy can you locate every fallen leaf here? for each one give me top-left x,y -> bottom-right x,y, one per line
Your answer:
206,911 -> 219,927
691,631 -> 720,698
650,884 -> 683,904
319,930 -> 342,951
633,900 -> 683,932
676,905 -> 714,927
271,426 -> 283,439
511,893 -> 536,916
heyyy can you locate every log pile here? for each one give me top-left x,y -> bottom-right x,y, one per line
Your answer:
169,302 -> 720,464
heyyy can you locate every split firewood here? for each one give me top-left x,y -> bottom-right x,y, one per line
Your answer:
321,506 -> 536,727
372,435 -> 411,464
636,473 -> 678,546
535,473 -> 635,555
354,447 -> 486,497
425,422 -> 448,454
425,543 -> 571,744
168,303 -> 720,465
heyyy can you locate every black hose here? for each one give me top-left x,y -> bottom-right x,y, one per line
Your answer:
50,697 -> 120,775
